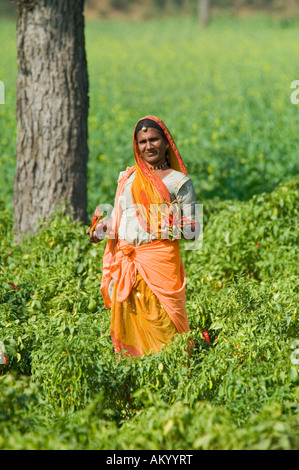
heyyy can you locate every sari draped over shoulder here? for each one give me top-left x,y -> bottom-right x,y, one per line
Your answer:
100,116 -> 194,357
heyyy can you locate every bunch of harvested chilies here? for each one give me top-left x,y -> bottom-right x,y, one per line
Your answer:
150,200 -> 196,240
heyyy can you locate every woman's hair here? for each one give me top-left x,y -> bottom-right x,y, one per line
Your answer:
134,118 -> 167,140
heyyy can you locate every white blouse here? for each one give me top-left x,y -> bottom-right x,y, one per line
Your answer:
116,169 -> 197,246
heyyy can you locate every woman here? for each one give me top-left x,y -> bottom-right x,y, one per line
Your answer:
89,116 -> 198,357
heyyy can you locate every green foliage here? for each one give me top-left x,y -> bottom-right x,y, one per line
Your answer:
184,176 -> 299,281
0,176 -> 298,449
0,15 -> 298,450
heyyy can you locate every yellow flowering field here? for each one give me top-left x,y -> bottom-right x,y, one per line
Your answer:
85,15 -> 299,214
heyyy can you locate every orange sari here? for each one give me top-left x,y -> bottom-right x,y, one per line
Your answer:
100,116 -> 192,357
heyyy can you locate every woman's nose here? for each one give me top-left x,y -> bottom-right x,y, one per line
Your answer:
146,140 -> 152,149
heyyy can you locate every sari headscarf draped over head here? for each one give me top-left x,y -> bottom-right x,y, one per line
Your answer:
131,116 -> 188,234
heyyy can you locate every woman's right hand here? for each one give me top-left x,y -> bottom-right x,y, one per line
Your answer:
88,223 -> 107,243
89,231 -> 101,243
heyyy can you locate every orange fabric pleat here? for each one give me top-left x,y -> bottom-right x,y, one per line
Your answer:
111,271 -> 178,357
106,238 -> 190,335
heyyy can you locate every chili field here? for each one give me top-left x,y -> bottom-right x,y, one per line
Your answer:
0,14 -> 298,450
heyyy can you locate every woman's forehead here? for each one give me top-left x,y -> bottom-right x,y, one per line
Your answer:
136,127 -> 163,140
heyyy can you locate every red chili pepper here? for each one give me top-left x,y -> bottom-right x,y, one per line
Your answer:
203,329 -> 210,343
8,282 -> 19,290
181,216 -> 196,226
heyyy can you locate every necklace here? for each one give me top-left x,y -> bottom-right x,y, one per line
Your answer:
150,160 -> 168,170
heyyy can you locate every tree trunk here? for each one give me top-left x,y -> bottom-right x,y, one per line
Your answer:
198,0 -> 210,26
14,0 -> 89,239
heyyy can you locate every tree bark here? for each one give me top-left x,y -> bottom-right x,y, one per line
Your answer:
14,0 -> 89,239
198,0 -> 210,26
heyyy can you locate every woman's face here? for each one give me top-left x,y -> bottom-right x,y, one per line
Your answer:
136,127 -> 168,167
